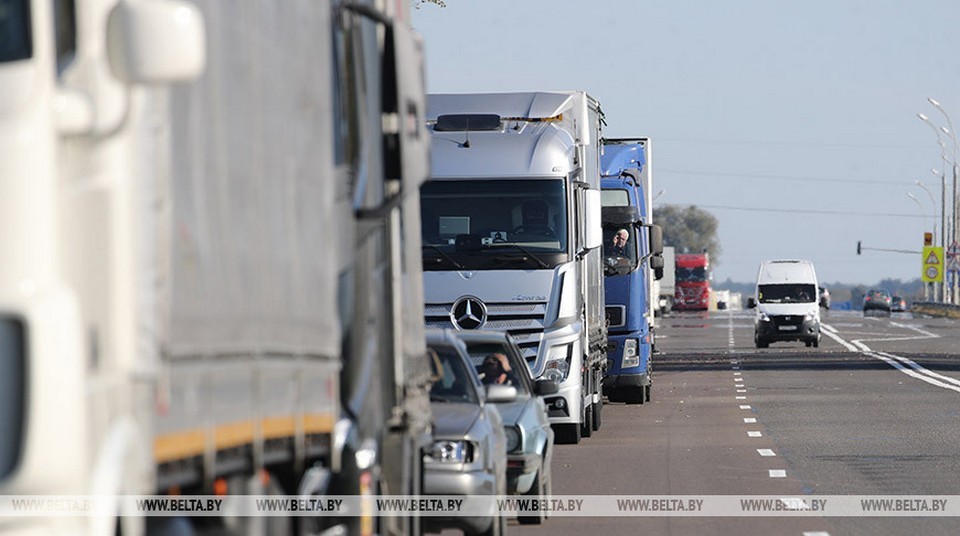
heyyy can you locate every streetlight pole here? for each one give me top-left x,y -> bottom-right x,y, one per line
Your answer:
918,113 -> 948,302
908,192 -> 933,301
929,98 -> 960,304
915,180 -> 938,243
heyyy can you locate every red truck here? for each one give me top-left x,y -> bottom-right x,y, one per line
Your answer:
674,253 -> 711,311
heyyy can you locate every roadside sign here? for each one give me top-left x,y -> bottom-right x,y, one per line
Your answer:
922,246 -> 944,283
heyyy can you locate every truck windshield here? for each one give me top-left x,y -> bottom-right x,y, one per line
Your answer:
0,0 -> 32,63
676,267 -> 707,282
420,179 -> 569,271
602,225 -> 639,274
758,284 -> 817,304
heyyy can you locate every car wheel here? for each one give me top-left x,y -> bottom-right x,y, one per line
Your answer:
813,338 -> 819,348
517,470 -> 547,525
554,423 -> 580,445
756,338 -> 768,348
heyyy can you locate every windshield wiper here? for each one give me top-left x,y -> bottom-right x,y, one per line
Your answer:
487,244 -> 549,269
422,245 -> 464,269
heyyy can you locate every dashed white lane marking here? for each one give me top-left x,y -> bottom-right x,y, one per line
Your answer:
736,396 -> 746,400
823,322 -> 960,393
744,417 -> 757,423
739,405 -> 751,409
732,366 -> 741,370
747,431 -> 762,437
733,372 -> 742,376
735,383 -> 744,388
769,469 -> 786,478
757,449 -> 776,456
737,389 -> 747,393
803,532 -> 831,536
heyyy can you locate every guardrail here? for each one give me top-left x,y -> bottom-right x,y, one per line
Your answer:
910,301 -> 960,319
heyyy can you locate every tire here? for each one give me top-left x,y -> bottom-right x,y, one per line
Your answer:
591,391 -> 603,431
813,338 -> 820,348
581,403 -> 593,438
623,388 -> 644,405
645,383 -> 651,402
517,470 -> 547,525
756,339 -> 768,349
805,341 -> 812,348
554,423 -> 581,445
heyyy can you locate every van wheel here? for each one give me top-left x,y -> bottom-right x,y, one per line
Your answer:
813,338 -> 820,348
805,341 -> 812,348
756,339 -> 768,348
645,384 -> 652,402
624,388 -> 644,405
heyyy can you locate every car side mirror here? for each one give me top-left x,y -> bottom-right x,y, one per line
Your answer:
534,379 -> 560,396
747,297 -> 756,309
485,384 -> 518,403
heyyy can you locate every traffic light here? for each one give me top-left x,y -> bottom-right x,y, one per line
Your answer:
857,240 -> 862,255
924,232 -> 933,246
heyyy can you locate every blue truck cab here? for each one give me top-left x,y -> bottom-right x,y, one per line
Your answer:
600,138 -> 663,405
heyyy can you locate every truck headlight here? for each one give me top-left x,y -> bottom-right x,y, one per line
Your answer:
425,440 -> 473,463
504,426 -> 522,453
758,312 -> 770,322
805,311 -> 817,321
542,343 -> 572,382
622,338 -> 640,368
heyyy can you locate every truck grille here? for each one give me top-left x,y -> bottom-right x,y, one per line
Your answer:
425,301 -> 547,367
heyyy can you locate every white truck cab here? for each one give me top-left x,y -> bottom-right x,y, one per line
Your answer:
748,260 -> 821,348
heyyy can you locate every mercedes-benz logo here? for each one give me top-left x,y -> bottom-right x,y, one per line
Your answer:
450,296 -> 487,330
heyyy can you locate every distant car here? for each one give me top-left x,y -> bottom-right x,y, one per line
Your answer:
891,295 -> 908,312
863,289 -> 892,316
818,286 -> 831,309
425,329 -> 511,536
456,330 -> 557,525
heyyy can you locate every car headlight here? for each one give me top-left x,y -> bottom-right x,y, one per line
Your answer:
804,311 -> 818,321
504,426 -> 522,453
758,312 -> 770,322
542,343 -> 572,382
622,338 -> 640,368
425,440 -> 473,463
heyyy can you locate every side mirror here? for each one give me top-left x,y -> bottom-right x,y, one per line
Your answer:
535,379 -> 560,396
485,384 -> 518,403
747,297 -> 756,309
106,0 -> 206,84
648,224 -> 664,256
650,255 -> 664,281
584,189 -> 603,250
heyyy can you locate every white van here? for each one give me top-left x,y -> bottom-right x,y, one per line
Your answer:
747,260 -> 821,348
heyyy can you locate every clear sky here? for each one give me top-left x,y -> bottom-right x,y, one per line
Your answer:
411,0 -> 960,285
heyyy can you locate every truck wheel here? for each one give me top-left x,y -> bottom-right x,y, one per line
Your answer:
624,388 -> 644,405
581,405 -> 593,438
553,423 -> 580,445
645,384 -> 651,402
591,393 -> 603,431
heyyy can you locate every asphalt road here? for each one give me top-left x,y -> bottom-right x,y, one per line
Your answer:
510,308 -> 960,536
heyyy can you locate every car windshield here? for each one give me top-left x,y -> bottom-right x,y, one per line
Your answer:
428,346 -> 479,404
420,179 -> 568,271
463,341 -> 530,396
758,284 -> 817,304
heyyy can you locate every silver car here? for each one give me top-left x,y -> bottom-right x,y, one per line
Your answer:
456,331 -> 557,526
425,329 -> 512,536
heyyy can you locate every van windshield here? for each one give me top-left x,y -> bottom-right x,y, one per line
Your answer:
758,284 -> 817,304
